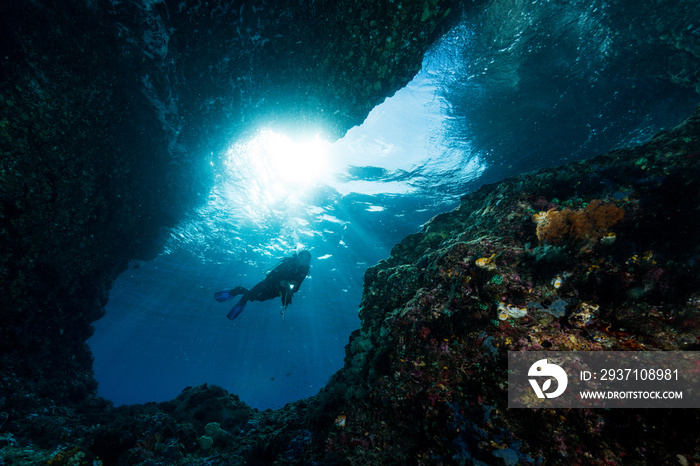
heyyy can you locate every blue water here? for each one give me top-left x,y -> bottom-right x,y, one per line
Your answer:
88,5 -> 699,410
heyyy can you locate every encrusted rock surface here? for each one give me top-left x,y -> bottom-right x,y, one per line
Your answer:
319,105 -> 700,465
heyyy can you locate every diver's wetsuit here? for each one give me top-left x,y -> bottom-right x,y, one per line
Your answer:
215,250 -> 311,319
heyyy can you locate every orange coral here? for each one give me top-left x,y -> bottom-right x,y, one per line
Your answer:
533,200 -> 624,247
533,208 -> 570,243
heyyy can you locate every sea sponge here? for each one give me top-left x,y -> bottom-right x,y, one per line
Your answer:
570,200 -> 624,240
204,422 -> 228,442
533,200 -> 624,247
204,422 -> 232,446
198,435 -> 214,451
533,209 -> 570,244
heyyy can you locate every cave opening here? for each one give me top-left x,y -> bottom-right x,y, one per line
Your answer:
87,41 -> 471,409
86,9 -> 700,410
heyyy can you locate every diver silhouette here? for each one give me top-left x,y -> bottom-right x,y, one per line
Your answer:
215,250 -> 311,319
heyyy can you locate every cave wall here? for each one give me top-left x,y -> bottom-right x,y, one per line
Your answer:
112,0 -> 462,149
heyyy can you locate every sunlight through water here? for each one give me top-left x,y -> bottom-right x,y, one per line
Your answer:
88,23 -> 501,409
225,129 -> 332,208
90,25 -> 490,408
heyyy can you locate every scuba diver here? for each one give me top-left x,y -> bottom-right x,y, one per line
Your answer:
215,250 -> 311,319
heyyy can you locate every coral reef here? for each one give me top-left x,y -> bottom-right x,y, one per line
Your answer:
314,105 -> 700,464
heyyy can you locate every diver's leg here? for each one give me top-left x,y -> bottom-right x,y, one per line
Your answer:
246,279 -> 279,302
215,286 -> 248,302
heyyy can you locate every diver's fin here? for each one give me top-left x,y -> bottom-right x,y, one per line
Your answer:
215,287 -> 247,302
215,291 -> 235,302
227,298 -> 247,320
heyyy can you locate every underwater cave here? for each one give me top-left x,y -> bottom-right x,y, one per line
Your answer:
1,0 -> 700,464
